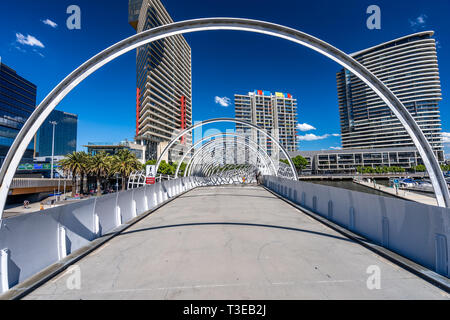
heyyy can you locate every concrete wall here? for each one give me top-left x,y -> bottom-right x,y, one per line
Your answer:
0,177 -> 201,294
264,176 -> 450,278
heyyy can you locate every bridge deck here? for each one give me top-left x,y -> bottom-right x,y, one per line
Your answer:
25,186 -> 448,299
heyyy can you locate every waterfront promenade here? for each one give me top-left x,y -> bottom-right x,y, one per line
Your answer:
24,185 -> 448,300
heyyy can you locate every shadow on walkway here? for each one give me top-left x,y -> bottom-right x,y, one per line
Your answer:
116,221 -> 355,243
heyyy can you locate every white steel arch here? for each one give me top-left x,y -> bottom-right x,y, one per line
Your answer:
187,143 -> 267,178
185,137 -> 274,177
175,132 -> 277,178
0,17 -> 448,218
156,118 -> 298,182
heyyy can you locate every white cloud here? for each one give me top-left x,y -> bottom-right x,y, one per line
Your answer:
297,123 -> 316,132
14,46 -> 26,53
442,132 -> 450,144
296,133 -> 340,141
42,18 -> 58,28
330,146 -> 342,150
409,14 -> 428,29
215,96 -> 231,107
16,33 -> 45,48
33,49 -> 44,58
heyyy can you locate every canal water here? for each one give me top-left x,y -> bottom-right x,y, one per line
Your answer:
309,179 -> 398,199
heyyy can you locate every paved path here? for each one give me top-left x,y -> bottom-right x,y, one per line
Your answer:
25,186 -> 449,300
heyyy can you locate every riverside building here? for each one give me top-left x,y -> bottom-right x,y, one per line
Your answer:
337,31 -> 444,161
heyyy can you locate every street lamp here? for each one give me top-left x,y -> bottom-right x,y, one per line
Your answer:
50,121 -> 58,179
115,173 -> 119,192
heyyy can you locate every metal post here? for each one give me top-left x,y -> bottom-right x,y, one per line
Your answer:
50,121 -> 57,179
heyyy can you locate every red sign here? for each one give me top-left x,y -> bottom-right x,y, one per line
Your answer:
146,177 -> 156,185
136,88 -> 141,136
180,96 -> 186,145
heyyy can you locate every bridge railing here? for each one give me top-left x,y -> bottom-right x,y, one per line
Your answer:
10,178 -> 72,189
263,175 -> 450,279
0,176 -> 206,294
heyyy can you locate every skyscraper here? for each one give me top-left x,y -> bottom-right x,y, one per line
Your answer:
235,90 -> 298,154
337,31 -> 444,161
128,0 -> 192,162
0,58 -> 36,166
36,109 -> 78,157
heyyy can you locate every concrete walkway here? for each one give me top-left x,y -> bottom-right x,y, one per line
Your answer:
25,186 -> 449,300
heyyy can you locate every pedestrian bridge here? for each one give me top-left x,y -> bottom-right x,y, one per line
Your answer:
0,177 -> 449,299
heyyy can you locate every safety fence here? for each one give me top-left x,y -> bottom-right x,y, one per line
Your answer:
0,176 -> 205,294
264,175 -> 450,278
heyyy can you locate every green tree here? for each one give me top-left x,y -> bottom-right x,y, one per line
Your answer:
413,164 -> 426,172
158,160 -> 175,175
59,151 -> 89,197
88,152 -> 113,196
112,149 -> 141,191
292,155 -> 308,173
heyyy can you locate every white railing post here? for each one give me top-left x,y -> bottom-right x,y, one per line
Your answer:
0,248 -> 9,293
58,225 -> 67,260
94,213 -> 100,237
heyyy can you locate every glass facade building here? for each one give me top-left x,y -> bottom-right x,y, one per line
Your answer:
129,0 -> 192,162
36,110 -> 78,157
336,31 -> 444,161
288,147 -> 423,174
0,58 -> 36,166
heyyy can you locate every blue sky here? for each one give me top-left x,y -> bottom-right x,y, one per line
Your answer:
1,0 -> 449,153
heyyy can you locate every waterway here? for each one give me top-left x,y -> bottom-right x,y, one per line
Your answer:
310,179 -> 397,199
310,179 -> 437,201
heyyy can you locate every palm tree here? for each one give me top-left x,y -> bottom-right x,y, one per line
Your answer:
112,149 -> 141,191
59,151 -> 89,197
88,152 -> 113,196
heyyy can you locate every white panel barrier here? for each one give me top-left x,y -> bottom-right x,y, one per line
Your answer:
263,175 -> 450,278
145,184 -> 158,209
133,187 -> 148,216
93,193 -> 119,236
0,178 -> 195,294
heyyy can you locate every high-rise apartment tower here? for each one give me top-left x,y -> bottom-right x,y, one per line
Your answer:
128,0 -> 192,162
235,90 -> 298,155
337,31 -> 444,161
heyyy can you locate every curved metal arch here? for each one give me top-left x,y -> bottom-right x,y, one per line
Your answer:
188,141 -> 270,178
157,118 -> 297,181
187,143 -> 264,178
198,151 -> 266,179
185,137 -> 273,177
176,132 -> 277,178
0,17 -> 447,216
186,146 -> 270,176
195,149 -> 263,179
175,132 -> 276,178
195,153 -> 264,181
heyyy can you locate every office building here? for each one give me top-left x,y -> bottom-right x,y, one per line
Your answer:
84,140 -> 146,164
235,90 -> 298,155
337,31 -> 444,161
0,58 -> 36,166
288,147 -> 423,174
36,109 -> 78,158
128,0 -> 192,162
